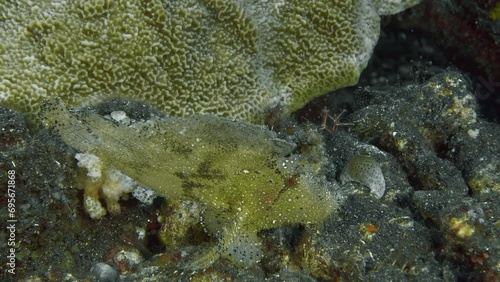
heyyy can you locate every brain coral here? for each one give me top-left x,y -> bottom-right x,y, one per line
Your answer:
0,0 -> 421,123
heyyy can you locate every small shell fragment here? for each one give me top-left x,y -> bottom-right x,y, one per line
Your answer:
340,152 -> 386,199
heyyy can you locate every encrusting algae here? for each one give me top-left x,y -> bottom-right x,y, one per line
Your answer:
40,98 -> 335,268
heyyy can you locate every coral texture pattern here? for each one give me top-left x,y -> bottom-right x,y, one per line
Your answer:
1,0 -> 420,122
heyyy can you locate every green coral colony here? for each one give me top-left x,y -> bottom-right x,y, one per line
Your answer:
1,0 -> 421,123
41,98 -> 335,267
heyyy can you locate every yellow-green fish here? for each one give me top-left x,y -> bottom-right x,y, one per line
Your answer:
41,98 -> 335,268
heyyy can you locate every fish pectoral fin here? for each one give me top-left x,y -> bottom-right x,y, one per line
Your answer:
186,246 -> 220,270
185,228 -> 263,269
219,230 -> 263,268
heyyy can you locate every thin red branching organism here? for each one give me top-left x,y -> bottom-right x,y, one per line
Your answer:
319,108 -> 353,135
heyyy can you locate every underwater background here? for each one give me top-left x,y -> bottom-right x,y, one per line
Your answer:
1,0 -> 499,281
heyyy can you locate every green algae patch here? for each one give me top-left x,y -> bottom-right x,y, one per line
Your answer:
40,98 -> 335,268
